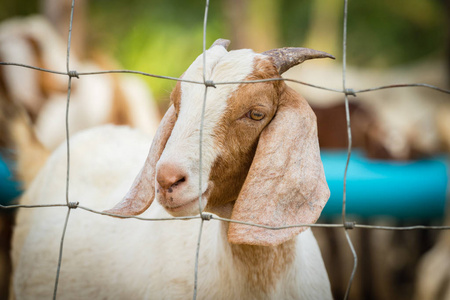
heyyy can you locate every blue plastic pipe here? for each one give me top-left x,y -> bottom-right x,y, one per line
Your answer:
0,155 -> 22,205
1,151 -> 448,220
320,150 -> 448,220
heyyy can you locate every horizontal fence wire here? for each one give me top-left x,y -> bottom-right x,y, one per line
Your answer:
2,62 -> 449,94
0,0 -> 450,299
2,203 -> 450,231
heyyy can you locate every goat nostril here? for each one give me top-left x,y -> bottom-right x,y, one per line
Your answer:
173,177 -> 186,186
167,177 -> 186,193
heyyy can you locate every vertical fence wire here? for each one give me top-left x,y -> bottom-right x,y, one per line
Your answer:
53,0 -> 77,298
0,0 -> 449,299
193,0 -> 212,298
341,0 -> 358,298
53,208 -> 71,300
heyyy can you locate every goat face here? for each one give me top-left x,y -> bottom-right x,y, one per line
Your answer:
106,39 -> 333,246
157,48 -> 281,217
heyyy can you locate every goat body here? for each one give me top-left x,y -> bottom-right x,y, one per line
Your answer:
11,40 -> 333,299
12,126 -> 330,299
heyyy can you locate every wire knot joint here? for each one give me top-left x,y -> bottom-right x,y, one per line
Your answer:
344,88 -> 356,97
204,80 -> 216,88
344,221 -> 356,230
68,201 -> 79,209
68,70 -> 79,79
201,213 -> 212,221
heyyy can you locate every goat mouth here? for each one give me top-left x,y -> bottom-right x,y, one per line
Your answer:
161,188 -> 210,216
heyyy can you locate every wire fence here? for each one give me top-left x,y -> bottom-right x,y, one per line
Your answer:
1,0 -> 450,299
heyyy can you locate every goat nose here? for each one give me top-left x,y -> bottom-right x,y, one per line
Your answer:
156,163 -> 187,192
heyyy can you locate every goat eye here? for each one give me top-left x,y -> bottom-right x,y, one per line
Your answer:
246,110 -> 265,121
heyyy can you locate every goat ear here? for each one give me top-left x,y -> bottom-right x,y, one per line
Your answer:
104,105 -> 177,216
228,88 -> 330,246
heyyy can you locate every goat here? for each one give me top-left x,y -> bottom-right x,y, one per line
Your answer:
284,61 -> 447,160
0,16 -> 160,152
414,104 -> 450,300
285,58 -> 449,299
11,39 -> 333,299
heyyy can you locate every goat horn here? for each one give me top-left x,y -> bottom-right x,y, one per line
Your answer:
210,39 -> 231,50
262,47 -> 335,74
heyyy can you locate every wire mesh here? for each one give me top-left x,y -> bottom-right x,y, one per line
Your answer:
0,0 -> 450,299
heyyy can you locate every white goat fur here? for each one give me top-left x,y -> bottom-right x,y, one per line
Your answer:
11,45 -> 332,299
0,16 -> 160,150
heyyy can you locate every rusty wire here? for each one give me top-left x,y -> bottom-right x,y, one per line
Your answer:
0,0 -> 450,299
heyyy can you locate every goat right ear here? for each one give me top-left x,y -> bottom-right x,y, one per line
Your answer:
228,88 -> 330,246
104,105 -> 177,216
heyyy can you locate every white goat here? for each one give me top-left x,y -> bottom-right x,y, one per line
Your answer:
0,16 -> 160,151
11,39 -> 333,299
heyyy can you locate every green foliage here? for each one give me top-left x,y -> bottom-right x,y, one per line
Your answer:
89,0 -> 226,101
279,0 -> 446,68
345,0 -> 446,67
0,0 -> 447,100
0,0 -> 38,21
280,0 -> 313,47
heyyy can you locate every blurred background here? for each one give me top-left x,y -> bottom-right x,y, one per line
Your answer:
0,0 -> 448,101
0,0 -> 449,299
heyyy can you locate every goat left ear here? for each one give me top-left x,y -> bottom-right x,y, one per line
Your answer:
104,105 -> 177,216
228,88 -> 330,246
